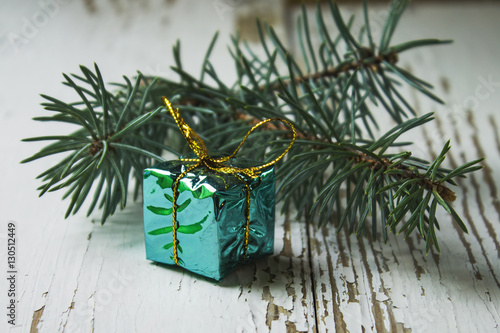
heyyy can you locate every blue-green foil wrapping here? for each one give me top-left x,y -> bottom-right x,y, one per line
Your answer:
143,158 -> 275,281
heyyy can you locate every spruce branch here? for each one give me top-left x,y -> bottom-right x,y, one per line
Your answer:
21,0 -> 483,251
22,64 -> 169,223
271,48 -> 399,91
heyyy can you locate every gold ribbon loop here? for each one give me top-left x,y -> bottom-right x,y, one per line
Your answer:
163,97 -> 209,159
162,96 -> 296,265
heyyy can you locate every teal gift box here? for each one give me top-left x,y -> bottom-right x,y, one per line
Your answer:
142,96 -> 295,281
143,159 -> 276,281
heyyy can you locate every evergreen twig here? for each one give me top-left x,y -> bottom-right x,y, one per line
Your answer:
21,0 -> 483,251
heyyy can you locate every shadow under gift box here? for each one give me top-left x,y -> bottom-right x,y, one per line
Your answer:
143,158 -> 275,281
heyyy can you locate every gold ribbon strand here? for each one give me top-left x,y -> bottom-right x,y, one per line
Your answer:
162,97 -> 296,265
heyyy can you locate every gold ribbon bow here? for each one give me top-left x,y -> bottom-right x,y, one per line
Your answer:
162,97 -> 296,265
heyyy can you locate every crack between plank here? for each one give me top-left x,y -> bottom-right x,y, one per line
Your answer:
89,257 -> 105,333
305,212 -> 320,333
60,230 -> 95,332
29,217 -> 72,331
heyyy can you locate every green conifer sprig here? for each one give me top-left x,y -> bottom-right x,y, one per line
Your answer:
21,0 -> 483,251
22,67 -> 169,221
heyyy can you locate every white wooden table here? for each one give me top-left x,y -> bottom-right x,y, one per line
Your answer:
1,1 -> 499,332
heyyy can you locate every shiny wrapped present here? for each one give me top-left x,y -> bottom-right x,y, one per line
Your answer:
143,159 -> 275,281
142,97 -> 295,281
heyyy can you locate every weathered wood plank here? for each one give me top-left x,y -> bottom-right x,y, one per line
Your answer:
301,3 -> 500,333
28,205 -> 314,333
2,1 -> 500,332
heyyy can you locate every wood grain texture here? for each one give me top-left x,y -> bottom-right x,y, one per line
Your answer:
1,1 -> 499,332
293,3 -> 500,332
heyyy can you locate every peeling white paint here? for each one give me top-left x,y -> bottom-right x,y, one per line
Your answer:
1,1 -> 500,332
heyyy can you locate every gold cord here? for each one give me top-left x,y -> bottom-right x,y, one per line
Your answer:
162,97 -> 296,264
171,162 -> 201,265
